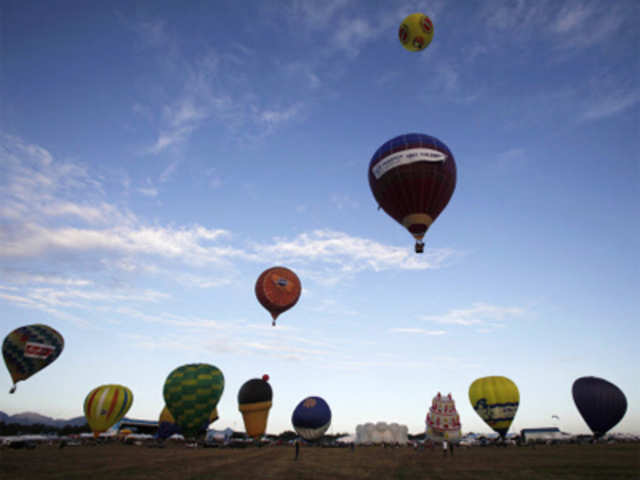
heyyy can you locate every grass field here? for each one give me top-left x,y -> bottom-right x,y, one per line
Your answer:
1,443 -> 638,479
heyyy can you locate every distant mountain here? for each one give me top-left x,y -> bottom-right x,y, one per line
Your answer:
0,410 -> 87,427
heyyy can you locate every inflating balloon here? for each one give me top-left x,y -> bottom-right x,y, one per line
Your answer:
84,384 -> 133,436
3,324 -> 64,393
572,376 -> 627,438
255,267 -> 301,326
292,396 -> 332,441
157,405 -> 218,440
163,363 -> 224,438
398,13 -> 434,52
425,392 -> 461,441
238,374 -> 272,439
368,133 -> 456,253
469,376 -> 519,438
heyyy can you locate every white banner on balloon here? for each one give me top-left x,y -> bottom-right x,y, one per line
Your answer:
24,342 -> 55,359
372,148 -> 447,179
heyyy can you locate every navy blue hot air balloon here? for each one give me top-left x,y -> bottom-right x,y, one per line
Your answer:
368,133 -> 457,253
572,376 -> 627,438
292,396 -> 332,441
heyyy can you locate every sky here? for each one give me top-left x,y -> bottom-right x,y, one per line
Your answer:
0,0 -> 638,436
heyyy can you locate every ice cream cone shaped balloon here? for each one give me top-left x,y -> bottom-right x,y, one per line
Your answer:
238,374 -> 272,438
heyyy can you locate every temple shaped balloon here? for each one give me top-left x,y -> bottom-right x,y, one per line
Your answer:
3,324 -> 64,393
238,374 -> 273,438
368,133 -> 456,253
292,396 -> 332,441
425,392 -> 461,442
355,422 -> 409,445
255,267 -> 301,326
572,376 -> 627,438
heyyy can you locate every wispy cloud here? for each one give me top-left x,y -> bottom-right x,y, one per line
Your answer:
582,89 -> 640,121
0,270 -> 93,287
255,230 -> 459,274
389,328 -> 447,335
420,302 -> 524,327
1,134 -> 462,339
127,17 -> 306,154
550,2 -> 626,50
137,186 -> 159,197
330,193 -> 359,210
481,1 -> 629,54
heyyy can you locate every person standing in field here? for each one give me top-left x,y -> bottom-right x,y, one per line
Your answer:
294,439 -> 300,461
442,440 -> 448,457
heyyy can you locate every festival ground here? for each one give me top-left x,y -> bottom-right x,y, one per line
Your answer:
1,442 -> 638,479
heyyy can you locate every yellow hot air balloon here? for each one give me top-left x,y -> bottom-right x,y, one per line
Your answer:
84,384 -> 133,436
468,376 -> 519,438
398,13 -> 434,52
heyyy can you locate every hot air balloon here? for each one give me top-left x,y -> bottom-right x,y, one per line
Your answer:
84,384 -> 133,436
469,376 -> 519,438
157,405 -> 219,440
255,267 -> 301,326
238,374 -> 272,439
425,392 -> 462,441
3,324 -> 64,393
398,13 -> 434,52
572,376 -> 627,438
368,133 -> 456,253
163,363 -> 224,438
292,396 -> 332,441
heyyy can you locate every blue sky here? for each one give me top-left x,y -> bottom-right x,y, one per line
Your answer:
1,0 -> 638,436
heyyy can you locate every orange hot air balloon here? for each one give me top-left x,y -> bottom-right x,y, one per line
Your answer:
255,267 -> 301,326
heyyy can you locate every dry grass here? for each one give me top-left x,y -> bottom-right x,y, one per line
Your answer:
1,443 -> 638,479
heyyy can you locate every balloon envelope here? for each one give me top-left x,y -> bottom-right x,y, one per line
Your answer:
84,384 -> 133,435
368,133 -> 456,252
572,376 -> 627,438
163,363 -> 224,437
3,324 -> 64,393
255,266 -> 301,326
292,396 -> 332,441
157,405 -> 218,439
469,376 -> 519,437
238,376 -> 273,438
398,13 -> 434,52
